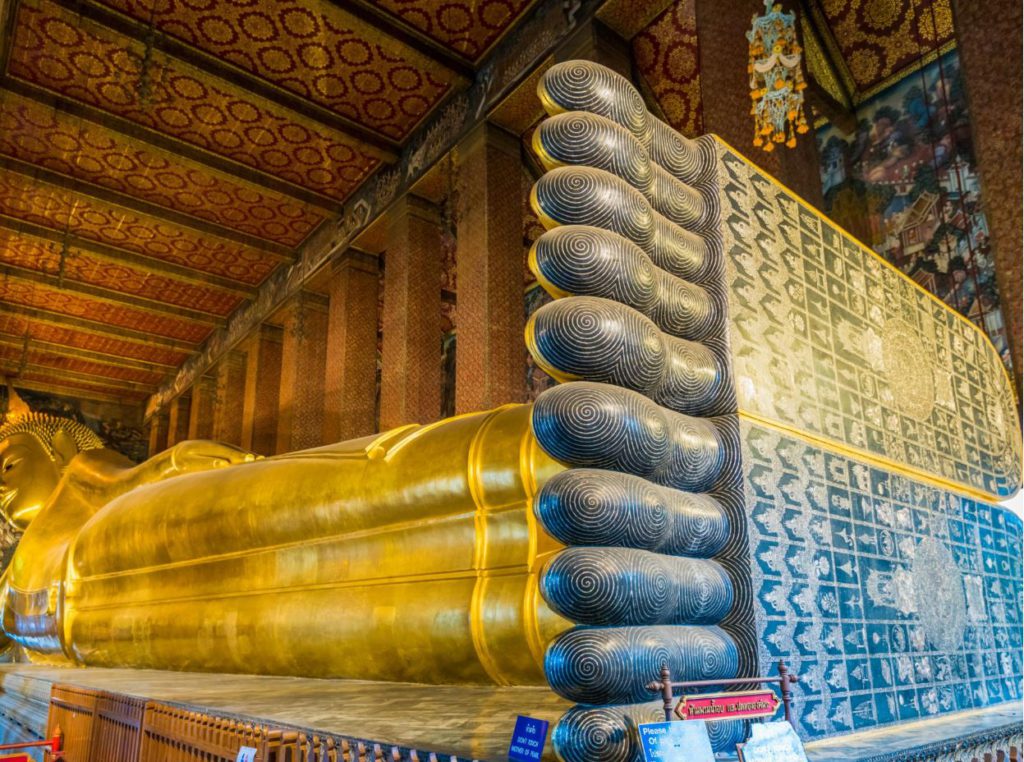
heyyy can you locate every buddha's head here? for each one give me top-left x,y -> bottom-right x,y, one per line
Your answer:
0,386 -> 103,530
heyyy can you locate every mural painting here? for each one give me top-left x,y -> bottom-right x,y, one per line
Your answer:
817,51 -> 1011,369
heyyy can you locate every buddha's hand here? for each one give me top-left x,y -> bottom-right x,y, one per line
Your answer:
166,440 -> 258,475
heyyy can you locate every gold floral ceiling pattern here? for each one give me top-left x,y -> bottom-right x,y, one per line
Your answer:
93,0 -> 460,139
632,0 -> 956,137
0,313 -> 190,366
0,229 -> 243,316
372,0 -> 538,61
0,278 -> 212,343
0,170 -> 279,284
0,93 -> 324,247
9,0 -> 380,202
0,0 -> 532,403
815,0 -> 954,94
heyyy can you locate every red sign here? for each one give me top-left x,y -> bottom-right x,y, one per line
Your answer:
675,690 -> 781,721
0,754 -> 31,761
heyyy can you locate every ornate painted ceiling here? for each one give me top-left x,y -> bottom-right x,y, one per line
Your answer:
633,0 -> 956,137
0,0 -> 960,407
0,0 -> 539,404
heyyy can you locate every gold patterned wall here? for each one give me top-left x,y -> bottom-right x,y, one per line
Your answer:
717,142 -> 1022,501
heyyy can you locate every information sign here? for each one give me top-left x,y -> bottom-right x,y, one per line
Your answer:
507,715 -> 549,762
737,721 -> 808,762
235,747 -> 257,762
637,720 -> 714,762
676,689 -> 780,721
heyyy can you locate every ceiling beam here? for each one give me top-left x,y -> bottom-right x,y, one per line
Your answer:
0,266 -> 228,326
0,345 -> 167,387
0,156 -> 294,259
797,0 -> 859,103
4,305 -> 200,350
0,333 -> 177,372
6,376 -> 148,405
1,77 -> 340,212
147,0 -> 608,418
0,360 -> 157,393
0,215 -> 257,299
49,0 -> 400,161
336,0 -> 476,78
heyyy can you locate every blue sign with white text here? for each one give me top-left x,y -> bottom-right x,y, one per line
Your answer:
508,715 -> 549,762
638,721 -> 715,762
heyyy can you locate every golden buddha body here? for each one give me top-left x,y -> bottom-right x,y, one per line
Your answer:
1,404 -> 568,684
1,61 -> 1019,762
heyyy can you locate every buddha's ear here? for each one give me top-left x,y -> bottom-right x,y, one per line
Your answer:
52,429 -> 80,470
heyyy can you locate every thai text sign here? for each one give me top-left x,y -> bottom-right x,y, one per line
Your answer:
508,715 -> 549,762
676,689 -> 780,721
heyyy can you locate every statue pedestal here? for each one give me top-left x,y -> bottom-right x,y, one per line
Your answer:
0,663 -> 570,761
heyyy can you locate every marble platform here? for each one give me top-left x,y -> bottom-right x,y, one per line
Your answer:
804,702 -> 1022,762
0,663 -> 1019,761
0,663 -> 569,760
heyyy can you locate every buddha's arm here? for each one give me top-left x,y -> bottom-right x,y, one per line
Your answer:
3,440 -> 255,654
64,439 -> 257,504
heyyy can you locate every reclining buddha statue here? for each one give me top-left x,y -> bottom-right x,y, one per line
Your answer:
0,61 -> 1020,762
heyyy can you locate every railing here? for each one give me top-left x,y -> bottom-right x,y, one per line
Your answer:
43,686 -> 480,762
0,730 -> 64,759
646,659 -> 799,728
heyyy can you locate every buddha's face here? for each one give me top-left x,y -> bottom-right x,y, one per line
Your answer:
0,432 -> 60,529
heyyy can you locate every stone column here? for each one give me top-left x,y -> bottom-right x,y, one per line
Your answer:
213,350 -> 247,447
323,251 -> 380,443
277,294 -> 329,453
242,324 -> 283,455
953,0 -> 1023,397
380,195 -> 443,428
455,123 -> 527,413
187,375 -> 216,440
147,412 -> 168,456
166,395 -> 191,447
696,0 -> 824,208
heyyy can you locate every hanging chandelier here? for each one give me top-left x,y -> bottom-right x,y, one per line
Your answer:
747,0 -> 809,152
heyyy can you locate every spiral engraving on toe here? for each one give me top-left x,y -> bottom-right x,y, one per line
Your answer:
531,226 -> 657,307
532,383 -> 724,491
652,413 -> 724,492
655,337 -> 720,412
539,61 -> 650,147
529,297 -> 666,390
530,227 -> 717,341
651,216 -> 708,281
552,705 -> 744,762
552,706 -> 638,762
650,271 -> 717,340
545,625 -> 738,705
648,119 -> 715,187
532,167 -> 655,251
528,300 -> 722,415
650,166 -> 706,230
535,112 -> 654,194
532,382 -> 669,475
541,547 -> 733,626
535,469 -> 730,558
